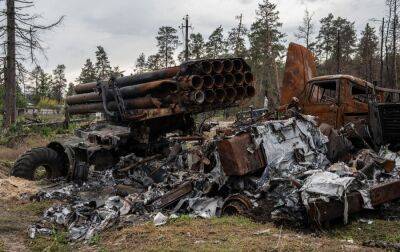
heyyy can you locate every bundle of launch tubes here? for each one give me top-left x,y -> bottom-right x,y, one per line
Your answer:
66,58 -> 256,116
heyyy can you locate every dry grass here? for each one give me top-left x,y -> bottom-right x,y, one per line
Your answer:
0,199 -> 55,252
0,134 -> 49,162
98,216 -> 376,252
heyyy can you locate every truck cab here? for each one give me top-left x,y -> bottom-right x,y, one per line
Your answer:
301,75 -> 400,148
301,75 -> 375,127
281,43 -> 400,149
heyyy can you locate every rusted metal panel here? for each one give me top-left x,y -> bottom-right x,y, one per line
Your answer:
307,180 -> 400,225
217,133 -> 266,176
280,43 -> 317,106
152,182 -> 193,209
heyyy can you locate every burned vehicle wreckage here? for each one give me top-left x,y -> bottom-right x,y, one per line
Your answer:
10,46 -> 400,241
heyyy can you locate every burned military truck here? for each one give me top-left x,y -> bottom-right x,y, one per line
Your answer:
11,58 -> 256,181
281,43 -> 400,150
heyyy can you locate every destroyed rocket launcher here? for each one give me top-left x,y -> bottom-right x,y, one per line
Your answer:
66,58 -> 256,123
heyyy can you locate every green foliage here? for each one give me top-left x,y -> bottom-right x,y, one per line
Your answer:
227,16 -> 248,58
89,234 -> 101,246
28,230 -> 71,252
95,46 -> 112,80
37,97 -> 60,110
77,58 -> 97,84
316,13 -> 357,74
0,84 -> 27,111
357,23 -> 379,81
248,0 -> 286,107
146,53 -> 164,71
52,64 -> 67,102
178,33 -> 206,62
190,33 -> 206,59
156,26 -> 180,67
205,26 -> 227,58
135,53 -> 147,73
66,83 -> 75,96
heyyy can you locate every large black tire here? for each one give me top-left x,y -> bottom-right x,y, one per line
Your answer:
11,147 -> 67,180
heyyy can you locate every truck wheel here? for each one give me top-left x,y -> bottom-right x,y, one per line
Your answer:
11,147 -> 67,180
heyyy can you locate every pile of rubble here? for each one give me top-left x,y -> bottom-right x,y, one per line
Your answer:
28,114 -> 400,242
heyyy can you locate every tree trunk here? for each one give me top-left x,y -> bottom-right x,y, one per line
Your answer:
3,0 -> 16,128
393,1 -> 398,88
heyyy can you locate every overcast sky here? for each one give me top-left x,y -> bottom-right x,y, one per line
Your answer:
30,0 -> 386,83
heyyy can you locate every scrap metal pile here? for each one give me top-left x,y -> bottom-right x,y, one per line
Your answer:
28,113 -> 400,242
66,58 -> 256,117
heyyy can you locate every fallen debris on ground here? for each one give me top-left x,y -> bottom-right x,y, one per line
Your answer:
24,113 -> 400,242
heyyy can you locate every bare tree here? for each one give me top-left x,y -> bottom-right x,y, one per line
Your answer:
2,0 -> 63,128
295,9 -> 315,50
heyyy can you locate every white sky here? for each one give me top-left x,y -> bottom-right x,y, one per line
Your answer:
29,0 -> 386,83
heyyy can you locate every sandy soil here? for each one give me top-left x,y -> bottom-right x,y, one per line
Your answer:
0,177 -> 39,200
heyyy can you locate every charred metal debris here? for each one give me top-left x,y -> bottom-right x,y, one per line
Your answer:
28,112 -> 400,242
15,55 -> 400,242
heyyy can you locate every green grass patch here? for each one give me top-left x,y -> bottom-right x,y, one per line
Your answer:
27,231 -> 71,252
328,219 -> 400,244
8,201 -> 54,216
0,239 -> 5,252
210,216 -> 258,228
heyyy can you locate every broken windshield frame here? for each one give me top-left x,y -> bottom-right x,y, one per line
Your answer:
307,80 -> 339,105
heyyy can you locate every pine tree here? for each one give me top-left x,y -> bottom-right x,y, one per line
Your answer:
156,26 -> 179,68
30,66 -> 43,102
190,33 -> 206,59
227,15 -> 248,57
147,54 -> 163,71
248,0 -> 285,107
66,83 -> 75,96
316,14 -> 357,73
95,46 -> 112,80
52,64 -> 67,102
37,70 -> 52,101
135,53 -> 147,73
357,23 -> 379,81
77,59 -> 97,84
178,33 -> 206,62
295,9 -> 315,50
205,26 -> 227,58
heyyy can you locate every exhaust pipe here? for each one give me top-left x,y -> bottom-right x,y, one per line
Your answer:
204,89 -> 216,103
213,74 -> 224,88
179,75 -> 204,90
233,59 -> 243,72
225,87 -> 237,102
212,60 -> 223,74
235,86 -> 246,100
245,85 -> 256,98
203,75 -> 214,89
234,73 -> 244,86
215,88 -> 227,103
244,72 -> 254,85
223,60 -> 234,73
224,73 -> 235,87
